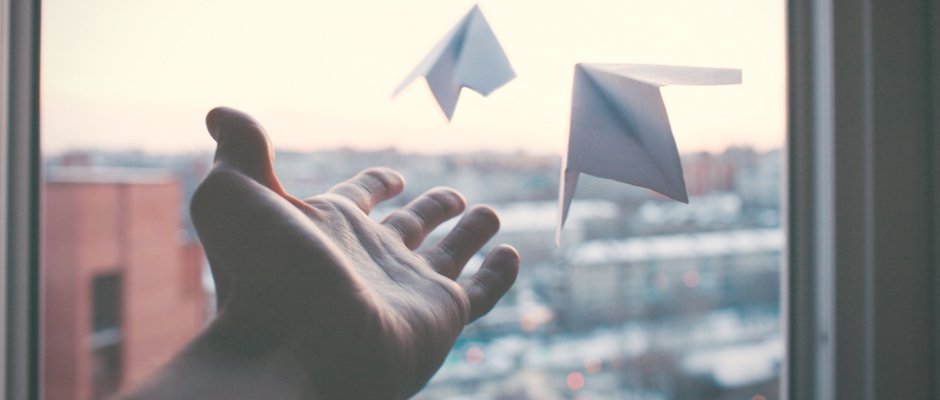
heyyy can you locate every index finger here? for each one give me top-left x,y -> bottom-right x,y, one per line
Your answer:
323,168 -> 405,213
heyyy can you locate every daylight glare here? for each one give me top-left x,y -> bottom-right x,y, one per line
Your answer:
41,0 -> 784,155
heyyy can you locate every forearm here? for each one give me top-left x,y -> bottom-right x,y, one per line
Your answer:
116,315 -> 320,400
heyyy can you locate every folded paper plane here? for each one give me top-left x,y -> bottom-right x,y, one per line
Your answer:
393,5 -> 515,120
557,64 -> 742,241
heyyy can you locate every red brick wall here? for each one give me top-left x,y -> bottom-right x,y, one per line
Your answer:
43,184 -> 86,400
120,183 -> 204,387
43,180 -> 207,400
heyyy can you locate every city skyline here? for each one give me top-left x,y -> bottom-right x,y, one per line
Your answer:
41,0 -> 784,155
41,143 -> 783,399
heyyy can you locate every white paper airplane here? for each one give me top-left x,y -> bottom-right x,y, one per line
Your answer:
393,5 -> 515,121
557,64 -> 742,241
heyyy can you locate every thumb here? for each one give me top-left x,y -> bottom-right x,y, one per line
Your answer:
205,106 -> 285,194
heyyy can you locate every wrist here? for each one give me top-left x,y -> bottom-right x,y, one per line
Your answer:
119,314 -> 322,400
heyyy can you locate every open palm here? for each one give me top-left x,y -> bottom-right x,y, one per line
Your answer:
188,107 -> 519,399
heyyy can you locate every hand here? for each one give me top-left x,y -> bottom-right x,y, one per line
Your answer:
167,107 -> 519,399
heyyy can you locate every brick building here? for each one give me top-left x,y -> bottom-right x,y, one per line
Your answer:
42,168 -> 207,400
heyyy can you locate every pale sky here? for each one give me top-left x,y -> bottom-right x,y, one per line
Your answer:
41,0 -> 784,155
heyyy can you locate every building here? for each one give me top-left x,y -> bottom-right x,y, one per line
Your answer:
555,229 -> 782,330
42,168 -> 207,400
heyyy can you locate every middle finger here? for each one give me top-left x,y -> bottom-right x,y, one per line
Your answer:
382,187 -> 466,249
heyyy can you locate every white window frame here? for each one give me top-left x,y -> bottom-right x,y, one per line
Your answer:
787,0 -> 939,398
2,0 -> 42,398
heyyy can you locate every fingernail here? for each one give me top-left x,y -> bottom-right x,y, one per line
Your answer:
205,107 -> 228,142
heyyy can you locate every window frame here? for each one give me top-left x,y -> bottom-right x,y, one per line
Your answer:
787,0 -> 939,398
2,0 -> 42,398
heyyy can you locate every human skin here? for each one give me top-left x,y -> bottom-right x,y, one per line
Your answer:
120,107 -> 520,399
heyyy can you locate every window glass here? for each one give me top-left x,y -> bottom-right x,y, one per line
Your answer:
41,1 -> 785,398
91,273 -> 122,399
91,274 -> 121,334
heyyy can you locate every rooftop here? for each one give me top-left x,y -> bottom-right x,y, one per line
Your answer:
45,167 -> 176,185
567,228 -> 783,265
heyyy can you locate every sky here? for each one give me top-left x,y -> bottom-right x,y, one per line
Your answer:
41,0 -> 784,155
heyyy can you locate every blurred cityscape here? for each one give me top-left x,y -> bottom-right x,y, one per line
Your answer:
42,146 -> 782,400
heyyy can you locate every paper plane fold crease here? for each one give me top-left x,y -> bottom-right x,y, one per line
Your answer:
557,64 -> 742,241
393,5 -> 516,120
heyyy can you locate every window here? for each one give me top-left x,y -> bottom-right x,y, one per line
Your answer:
39,1 -> 785,399
43,0 -> 785,399
90,274 -> 122,399
91,274 -> 121,335
3,0 -> 935,399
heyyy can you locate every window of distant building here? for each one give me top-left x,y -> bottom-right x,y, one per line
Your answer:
91,273 -> 122,399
